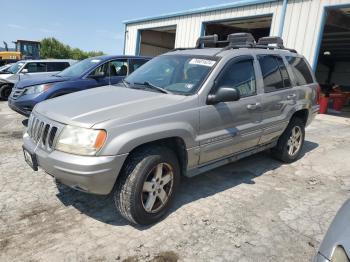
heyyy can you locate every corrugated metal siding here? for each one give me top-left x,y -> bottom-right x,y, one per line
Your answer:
125,0 -> 350,68
282,0 -> 350,67
124,1 -> 281,55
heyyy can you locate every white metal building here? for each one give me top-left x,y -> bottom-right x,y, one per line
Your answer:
123,0 -> 350,86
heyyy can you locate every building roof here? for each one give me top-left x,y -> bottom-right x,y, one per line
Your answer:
123,0 -> 278,24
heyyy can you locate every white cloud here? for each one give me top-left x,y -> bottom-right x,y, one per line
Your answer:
7,24 -> 25,29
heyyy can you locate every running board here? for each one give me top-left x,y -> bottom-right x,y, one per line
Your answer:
186,141 -> 277,177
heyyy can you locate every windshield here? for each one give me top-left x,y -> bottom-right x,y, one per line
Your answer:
57,57 -> 102,77
124,55 -> 217,94
7,61 -> 25,74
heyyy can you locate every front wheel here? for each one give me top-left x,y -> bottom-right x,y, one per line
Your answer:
0,84 -> 12,100
114,146 -> 180,225
271,117 -> 305,163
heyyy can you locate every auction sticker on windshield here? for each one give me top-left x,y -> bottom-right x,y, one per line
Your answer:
189,58 -> 215,67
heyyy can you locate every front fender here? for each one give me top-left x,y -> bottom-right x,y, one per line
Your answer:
98,122 -> 196,156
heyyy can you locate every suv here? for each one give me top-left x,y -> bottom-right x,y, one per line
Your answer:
0,59 -> 75,100
8,55 -> 150,116
22,33 -> 319,225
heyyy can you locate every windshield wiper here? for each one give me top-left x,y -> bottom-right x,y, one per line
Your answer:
134,81 -> 171,94
122,79 -> 130,88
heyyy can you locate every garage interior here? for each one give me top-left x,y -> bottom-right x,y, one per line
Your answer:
139,26 -> 176,56
315,8 -> 350,115
204,15 -> 272,43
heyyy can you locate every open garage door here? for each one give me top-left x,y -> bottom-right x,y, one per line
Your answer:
139,26 -> 176,56
315,7 -> 350,115
204,15 -> 272,43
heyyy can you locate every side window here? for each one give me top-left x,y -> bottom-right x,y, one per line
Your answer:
258,55 -> 286,92
24,62 -> 47,73
47,62 -> 70,72
216,58 -> 256,98
89,63 -> 108,76
129,59 -> 148,73
286,56 -> 314,86
109,59 -> 128,76
275,56 -> 291,88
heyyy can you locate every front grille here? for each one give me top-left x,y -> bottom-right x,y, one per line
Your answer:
10,88 -> 25,100
27,114 -> 61,151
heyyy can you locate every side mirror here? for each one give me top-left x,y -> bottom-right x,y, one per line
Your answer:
21,68 -> 28,74
207,86 -> 240,104
89,71 -> 105,79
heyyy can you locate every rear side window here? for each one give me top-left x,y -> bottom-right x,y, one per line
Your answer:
285,56 -> 314,86
216,57 -> 256,97
129,59 -> 149,73
258,55 -> 291,92
24,62 -> 47,73
47,62 -> 70,72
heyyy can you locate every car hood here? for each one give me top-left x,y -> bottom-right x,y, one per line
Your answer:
0,73 -> 13,80
15,75 -> 71,89
34,85 -> 189,128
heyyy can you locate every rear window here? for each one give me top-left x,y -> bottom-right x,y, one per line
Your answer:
285,56 -> 314,86
47,62 -> 70,72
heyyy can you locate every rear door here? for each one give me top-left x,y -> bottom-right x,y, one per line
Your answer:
199,55 -> 263,164
257,54 -> 296,144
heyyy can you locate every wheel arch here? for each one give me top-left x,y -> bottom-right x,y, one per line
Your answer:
121,136 -> 188,177
291,108 -> 309,126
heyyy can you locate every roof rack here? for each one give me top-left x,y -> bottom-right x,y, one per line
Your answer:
227,33 -> 255,47
257,36 -> 284,48
171,33 -> 297,54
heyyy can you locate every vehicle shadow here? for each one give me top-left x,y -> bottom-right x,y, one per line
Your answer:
55,140 -> 319,228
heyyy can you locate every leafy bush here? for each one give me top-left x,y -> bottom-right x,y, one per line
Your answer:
40,38 -> 104,60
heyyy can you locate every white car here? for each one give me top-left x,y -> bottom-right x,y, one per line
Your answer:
0,59 -> 76,99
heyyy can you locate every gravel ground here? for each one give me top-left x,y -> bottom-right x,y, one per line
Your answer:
0,101 -> 349,262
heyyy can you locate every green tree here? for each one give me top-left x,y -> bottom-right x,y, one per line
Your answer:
40,38 -> 104,60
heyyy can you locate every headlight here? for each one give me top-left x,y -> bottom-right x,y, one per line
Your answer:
25,83 -> 54,95
55,125 -> 107,156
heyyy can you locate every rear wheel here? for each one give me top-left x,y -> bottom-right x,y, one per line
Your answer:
271,117 -> 305,163
0,84 -> 12,100
114,146 -> 180,225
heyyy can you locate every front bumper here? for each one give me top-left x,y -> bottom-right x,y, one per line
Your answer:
23,132 -> 128,195
8,99 -> 32,117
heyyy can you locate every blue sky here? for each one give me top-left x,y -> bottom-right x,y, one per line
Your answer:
0,0 -> 238,55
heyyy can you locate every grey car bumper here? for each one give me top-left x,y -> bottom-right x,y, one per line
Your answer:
23,133 -> 128,195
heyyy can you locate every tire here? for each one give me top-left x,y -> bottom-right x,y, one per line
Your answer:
0,84 -> 12,100
271,117 -> 305,163
114,146 -> 180,225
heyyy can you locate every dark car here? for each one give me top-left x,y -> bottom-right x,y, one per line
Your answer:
8,55 -> 151,116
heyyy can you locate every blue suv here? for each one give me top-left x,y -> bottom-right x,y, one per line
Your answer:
8,55 -> 150,116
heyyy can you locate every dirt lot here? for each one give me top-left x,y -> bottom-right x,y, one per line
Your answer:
0,101 -> 349,262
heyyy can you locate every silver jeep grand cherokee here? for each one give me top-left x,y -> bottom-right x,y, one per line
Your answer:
22,33 -> 320,225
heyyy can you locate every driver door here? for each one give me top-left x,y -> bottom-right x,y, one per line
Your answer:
199,56 -> 263,164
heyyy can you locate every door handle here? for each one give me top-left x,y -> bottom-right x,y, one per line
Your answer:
287,94 -> 297,100
247,102 -> 261,110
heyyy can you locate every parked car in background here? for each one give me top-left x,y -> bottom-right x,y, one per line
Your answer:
0,59 -> 75,100
314,199 -> 350,262
22,33 -> 319,225
8,55 -> 150,116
